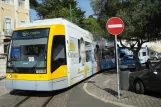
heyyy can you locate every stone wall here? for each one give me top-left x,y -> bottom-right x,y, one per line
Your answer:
0,56 -> 6,77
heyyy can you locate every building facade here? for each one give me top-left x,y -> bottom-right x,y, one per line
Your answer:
0,0 -> 29,77
0,0 -> 30,55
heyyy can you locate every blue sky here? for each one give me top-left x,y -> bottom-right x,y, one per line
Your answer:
30,0 -> 94,22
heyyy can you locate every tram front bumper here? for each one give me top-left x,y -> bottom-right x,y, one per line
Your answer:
6,76 -> 68,91
6,79 -> 53,91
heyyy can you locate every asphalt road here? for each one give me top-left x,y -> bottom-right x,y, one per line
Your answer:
67,83 -> 120,107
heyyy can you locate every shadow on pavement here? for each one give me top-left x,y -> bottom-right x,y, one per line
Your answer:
86,80 -> 122,98
102,70 -> 117,75
103,88 -> 123,97
9,87 -> 69,97
85,81 -> 95,83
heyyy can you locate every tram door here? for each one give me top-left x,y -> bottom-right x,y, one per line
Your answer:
50,35 -> 67,73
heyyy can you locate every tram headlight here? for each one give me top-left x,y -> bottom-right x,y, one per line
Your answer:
36,69 -> 46,74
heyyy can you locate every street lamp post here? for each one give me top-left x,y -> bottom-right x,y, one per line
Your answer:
69,0 -> 72,22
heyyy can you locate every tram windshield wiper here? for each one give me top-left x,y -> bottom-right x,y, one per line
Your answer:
9,61 -> 19,72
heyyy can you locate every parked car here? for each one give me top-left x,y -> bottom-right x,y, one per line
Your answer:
129,60 -> 161,94
149,52 -> 161,60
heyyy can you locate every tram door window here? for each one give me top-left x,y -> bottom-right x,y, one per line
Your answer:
51,35 -> 66,73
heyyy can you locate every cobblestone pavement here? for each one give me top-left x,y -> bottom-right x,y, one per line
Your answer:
84,70 -> 161,107
0,85 -> 74,107
0,77 -> 119,107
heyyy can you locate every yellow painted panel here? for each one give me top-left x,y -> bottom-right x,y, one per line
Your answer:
6,66 -> 68,80
14,24 -> 65,33
46,25 -> 65,75
6,73 -> 49,80
46,28 -> 52,75
50,65 -> 68,79
53,24 -> 65,35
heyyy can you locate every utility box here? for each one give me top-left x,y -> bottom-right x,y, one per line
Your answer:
119,70 -> 129,90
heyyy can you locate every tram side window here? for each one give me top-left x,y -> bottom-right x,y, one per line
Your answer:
51,36 -> 66,73
85,42 -> 92,62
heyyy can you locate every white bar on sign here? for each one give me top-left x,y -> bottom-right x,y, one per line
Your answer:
108,24 -> 123,28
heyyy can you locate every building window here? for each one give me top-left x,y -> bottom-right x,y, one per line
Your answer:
4,18 -> 12,35
18,0 -> 24,8
143,52 -> 146,56
2,0 -> 12,4
20,21 -> 25,25
4,39 -> 10,53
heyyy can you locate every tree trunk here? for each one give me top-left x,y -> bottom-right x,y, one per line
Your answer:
133,51 -> 141,71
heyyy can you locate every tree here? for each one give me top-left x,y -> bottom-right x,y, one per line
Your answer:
82,15 -> 106,40
91,0 -> 161,70
30,0 -> 85,27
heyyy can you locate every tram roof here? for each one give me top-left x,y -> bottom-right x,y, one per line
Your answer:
20,18 -> 92,37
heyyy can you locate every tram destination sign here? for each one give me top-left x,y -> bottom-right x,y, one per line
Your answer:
12,28 -> 50,39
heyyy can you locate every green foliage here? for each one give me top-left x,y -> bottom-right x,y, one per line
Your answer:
30,0 -> 85,27
82,16 -> 101,34
91,0 -> 161,70
82,16 -> 111,40
91,0 -> 161,41
91,0 -> 161,46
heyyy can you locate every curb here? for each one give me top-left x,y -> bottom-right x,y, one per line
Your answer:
83,77 -> 137,107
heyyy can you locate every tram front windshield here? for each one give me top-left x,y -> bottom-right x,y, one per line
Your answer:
7,28 -> 49,71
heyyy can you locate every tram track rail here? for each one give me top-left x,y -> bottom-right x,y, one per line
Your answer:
12,92 -> 55,107
41,95 -> 55,107
13,96 -> 31,107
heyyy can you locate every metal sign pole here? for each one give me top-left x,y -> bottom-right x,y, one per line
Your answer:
115,35 -> 120,99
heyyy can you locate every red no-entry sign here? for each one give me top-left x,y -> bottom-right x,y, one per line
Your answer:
106,17 -> 124,35
106,17 -> 124,99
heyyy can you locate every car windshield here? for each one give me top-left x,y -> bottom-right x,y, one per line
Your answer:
124,55 -> 134,60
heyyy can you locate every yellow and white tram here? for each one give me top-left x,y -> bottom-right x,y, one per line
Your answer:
6,18 -> 100,91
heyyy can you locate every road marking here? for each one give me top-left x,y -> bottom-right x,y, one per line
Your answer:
108,24 -> 123,28
103,79 -> 111,86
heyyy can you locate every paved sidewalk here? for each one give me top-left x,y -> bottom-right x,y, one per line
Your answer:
0,79 -> 12,97
84,70 -> 161,107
